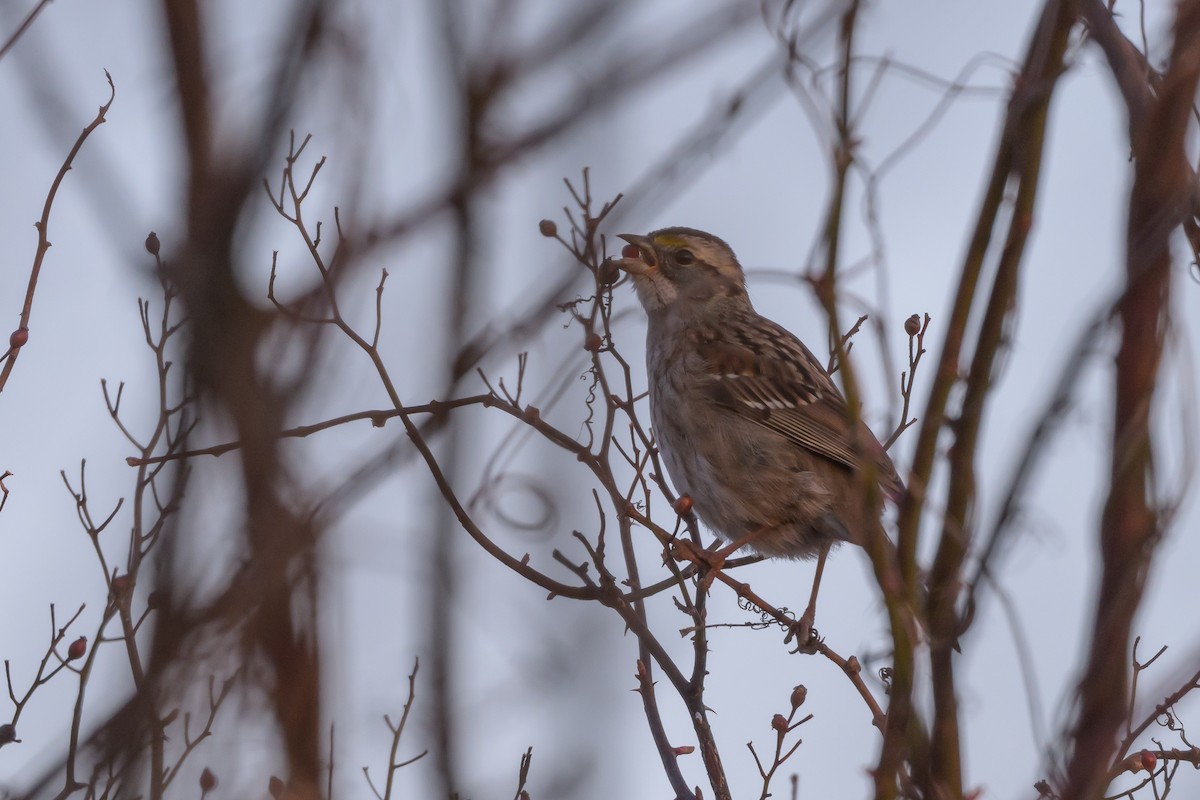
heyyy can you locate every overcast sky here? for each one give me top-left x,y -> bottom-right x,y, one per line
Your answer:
0,1 -> 1197,798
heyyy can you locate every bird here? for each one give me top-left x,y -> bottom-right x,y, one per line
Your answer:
613,226 -> 903,637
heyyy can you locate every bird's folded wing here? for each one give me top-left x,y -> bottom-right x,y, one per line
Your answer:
692,316 -> 891,483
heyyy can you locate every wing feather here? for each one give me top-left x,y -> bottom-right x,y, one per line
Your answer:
691,309 -> 900,491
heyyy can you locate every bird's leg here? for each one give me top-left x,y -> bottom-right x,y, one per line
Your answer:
786,544 -> 830,651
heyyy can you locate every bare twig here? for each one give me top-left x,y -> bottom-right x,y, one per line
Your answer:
363,659 -> 427,800
0,0 -> 53,62
0,71 -> 114,395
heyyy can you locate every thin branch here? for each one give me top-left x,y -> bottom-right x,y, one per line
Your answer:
0,71 -> 115,395
0,0 -> 53,62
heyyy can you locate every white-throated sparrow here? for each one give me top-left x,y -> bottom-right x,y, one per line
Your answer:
614,227 -> 902,568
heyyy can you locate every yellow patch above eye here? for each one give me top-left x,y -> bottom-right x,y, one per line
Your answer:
651,234 -> 689,249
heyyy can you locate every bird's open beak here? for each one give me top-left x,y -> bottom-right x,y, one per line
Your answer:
615,233 -> 657,274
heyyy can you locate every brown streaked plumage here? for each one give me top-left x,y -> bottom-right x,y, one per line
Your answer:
616,227 -> 901,560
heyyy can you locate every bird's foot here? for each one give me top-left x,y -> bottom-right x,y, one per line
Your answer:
669,539 -> 728,595
784,607 -> 820,654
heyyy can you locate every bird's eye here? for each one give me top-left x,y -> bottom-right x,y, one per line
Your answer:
675,249 -> 694,265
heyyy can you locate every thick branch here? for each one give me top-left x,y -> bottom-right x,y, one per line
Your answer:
1062,4 -> 1200,798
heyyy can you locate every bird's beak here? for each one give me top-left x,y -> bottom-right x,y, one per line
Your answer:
615,233 -> 657,274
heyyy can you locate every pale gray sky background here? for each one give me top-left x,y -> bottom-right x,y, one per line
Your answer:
0,1 -> 1197,798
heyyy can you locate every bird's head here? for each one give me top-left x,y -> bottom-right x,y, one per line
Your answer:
614,227 -> 748,313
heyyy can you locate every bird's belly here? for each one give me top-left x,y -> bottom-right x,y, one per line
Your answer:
648,386 -> 839,558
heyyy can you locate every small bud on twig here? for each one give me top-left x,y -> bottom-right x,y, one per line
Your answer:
145,232 -> 160,256
771,713 -> 788,732
538,219 -> 557,238
67,636 -> 87,661
9,328 -> 28,349
200,768 -> 217,792
0,723 -> 16,745
598,260 -> 619,287
790,684 -> 807,710
904,314 -> 921,336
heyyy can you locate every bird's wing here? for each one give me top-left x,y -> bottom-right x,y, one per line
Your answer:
693,310 -> 901,490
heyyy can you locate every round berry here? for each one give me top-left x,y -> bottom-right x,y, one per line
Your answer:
598,261 -> 620,287
67,636 -> 87,661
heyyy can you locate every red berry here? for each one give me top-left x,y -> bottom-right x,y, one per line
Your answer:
1139,750 -> 1157,771
584,332 -> 602,352
673,495 -> 694,515
621,243 -> 642,260
67,636 -> 87,661
9,328 -> 28,349
200,768 -> 217,791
